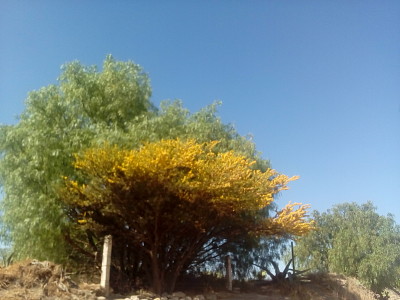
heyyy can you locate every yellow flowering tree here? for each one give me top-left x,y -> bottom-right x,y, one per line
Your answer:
60,139 -> 313,293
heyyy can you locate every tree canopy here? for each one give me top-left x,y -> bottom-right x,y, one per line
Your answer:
0,56 -> 267,261
60,139 -> 313,292
0,56 -> 313,293
0,56 -> 152,261
294,202 -> 400,294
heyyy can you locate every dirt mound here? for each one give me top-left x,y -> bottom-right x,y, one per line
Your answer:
0,261 -> 397,300
0,260 -> 99,300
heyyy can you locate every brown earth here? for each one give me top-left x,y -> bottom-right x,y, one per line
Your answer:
0,260 -> 398,300
216,273 -> 397,300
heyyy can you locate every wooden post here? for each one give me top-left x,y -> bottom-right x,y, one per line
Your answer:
100,235 -> 112,297
291,241 -> 296,277
225,255 -> 233,291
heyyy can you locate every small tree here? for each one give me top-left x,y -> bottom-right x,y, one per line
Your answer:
294,202 -> 400,294
60,139 -> 313,293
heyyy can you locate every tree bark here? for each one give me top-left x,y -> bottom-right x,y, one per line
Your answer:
150,251 -> 163,294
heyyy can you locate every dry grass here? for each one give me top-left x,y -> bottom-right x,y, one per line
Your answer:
0,260 -> 99,300
227,273 -> 382,300
0,261 -> 394,300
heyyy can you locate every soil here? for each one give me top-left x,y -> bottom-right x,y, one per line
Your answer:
0,260 -> 399,300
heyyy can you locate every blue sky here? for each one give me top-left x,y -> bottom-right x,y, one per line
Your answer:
1,1 -> 399,222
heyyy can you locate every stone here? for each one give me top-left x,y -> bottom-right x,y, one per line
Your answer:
172,291 -> 186,298
130,296 -> 140,300
205,294 -> 217,300
138,292 -> 155,299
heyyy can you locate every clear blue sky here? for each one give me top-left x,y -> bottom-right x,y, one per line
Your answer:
1,1 -> 399,222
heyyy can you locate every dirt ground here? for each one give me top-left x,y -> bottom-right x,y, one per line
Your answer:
0,260 -> 398,300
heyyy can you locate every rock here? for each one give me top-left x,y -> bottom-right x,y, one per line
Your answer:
194,295 -> 205,300
138,292 -> 155,299
172,291 -> 186,298
205,294 -> 217,300
97,297 -> 106,300
130,296 -> 140,300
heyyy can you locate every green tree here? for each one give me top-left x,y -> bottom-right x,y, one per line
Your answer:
0,56 -> 312,293
0,56 -> 271,264
0,55 -> 152,261
295,202 -> 400,294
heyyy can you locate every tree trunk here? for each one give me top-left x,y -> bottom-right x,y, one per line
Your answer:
151,253 -> 163,294
168,263 -> 184,294
167,234 -> 206,293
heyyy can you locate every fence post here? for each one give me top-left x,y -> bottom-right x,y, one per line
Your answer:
225,255 -> 233,291
100,235 -> 113,297
291,241 -> 296,276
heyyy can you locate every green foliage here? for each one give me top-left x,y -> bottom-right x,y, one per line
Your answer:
0,55 -> 153,261
0,56 -> 270,266
199,207 -> 290,280
0,247 -> 13,267
294,202 -> 400,293
0,55 -> 311,294
95,99 -> 269,171
231,236 -> 289,280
